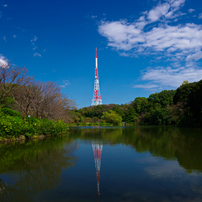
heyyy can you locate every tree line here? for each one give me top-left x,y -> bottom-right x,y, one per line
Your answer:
0,60 -> 77,139
0,60 -> 77,123
72,80 -> 202,127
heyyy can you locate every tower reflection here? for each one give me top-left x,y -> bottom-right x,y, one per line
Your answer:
92,142 -> 103,201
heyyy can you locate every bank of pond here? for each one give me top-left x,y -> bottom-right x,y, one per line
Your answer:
0,108 -> 69,142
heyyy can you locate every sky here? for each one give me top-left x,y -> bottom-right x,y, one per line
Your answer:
0,0 -> 202,108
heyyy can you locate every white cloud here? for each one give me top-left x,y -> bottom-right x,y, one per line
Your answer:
147,3 -> 170,21
0,56 -> 8,68
188,8 -> 195,13
147,0 -> 185,21
99,21 -> 202,60
60,80 -> 70,88
13,35 -> 16,38
186,51 -> 202,61
31,36 -> 38,42
99,20 -> 144,51
145,160 -> 184,178
33,53 -> 41,57
99,0 -> 202,89
3,36 -> 7,42
137,66 -> 202,89
133,84 -> 159,89
170,0 -> 185,7
3,4 -> 7,7
91,15 -> 97,19
98,0 -> 202,62
199,13 -> 202,19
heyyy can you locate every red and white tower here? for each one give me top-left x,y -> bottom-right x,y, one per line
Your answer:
91,48 -> 102,106
92,142 -> 103,199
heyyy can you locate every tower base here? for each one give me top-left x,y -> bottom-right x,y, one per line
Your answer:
91,100 -> 102,106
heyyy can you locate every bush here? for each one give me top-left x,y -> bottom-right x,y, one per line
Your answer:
0,108 -> 21,117
0,113 -> 24,137
0,111 -> 69,138
101,110 -> 122,125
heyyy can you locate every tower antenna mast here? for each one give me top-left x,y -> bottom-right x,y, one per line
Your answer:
91,48 -> 102,106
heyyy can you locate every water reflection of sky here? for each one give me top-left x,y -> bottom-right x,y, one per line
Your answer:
38,141 -> 202,202
1,127 -> 202,202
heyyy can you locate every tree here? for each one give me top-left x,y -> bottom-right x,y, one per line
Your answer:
83,117 -> 93,123
11,80 -> 77,122
187,79 -> 202,118
173,82 -> 196,104
148,90 -> 176,107
0,60 -> 32,105
181,80 -> 189,86
132,97 -> 148,114
101,110 -> 122,125
123,106 -> 138,123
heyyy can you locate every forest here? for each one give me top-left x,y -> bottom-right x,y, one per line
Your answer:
73,80 -> 202,127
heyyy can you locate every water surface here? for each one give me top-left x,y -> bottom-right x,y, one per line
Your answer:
1,126 -> 202,202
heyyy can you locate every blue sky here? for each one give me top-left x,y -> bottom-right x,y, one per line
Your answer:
0,0 -> 202,108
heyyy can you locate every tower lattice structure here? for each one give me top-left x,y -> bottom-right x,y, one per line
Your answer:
91,48 -> 102,106
92,142 -> 103,200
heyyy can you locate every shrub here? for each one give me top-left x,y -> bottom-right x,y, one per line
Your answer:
0,108 -> 21,117
0,111 -> 69,138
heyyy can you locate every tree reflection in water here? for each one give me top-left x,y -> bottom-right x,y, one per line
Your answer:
70,126 -> 202,174
1,127 -> 202,202
0,136 -> 77,202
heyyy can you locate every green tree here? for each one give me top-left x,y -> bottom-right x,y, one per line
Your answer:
148,90 -> 176,107
132,97 -> 148,114
101,110 -> 122,125
123,106 -> 138,123
83,117 -> 93,123
186,79 -> 202,119
173,82 -> 196,104
181,80 -> 189,86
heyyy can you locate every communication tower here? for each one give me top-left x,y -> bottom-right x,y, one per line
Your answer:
91,48 -> 102,106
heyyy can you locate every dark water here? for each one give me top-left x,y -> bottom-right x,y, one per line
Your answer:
1,126 -> 202,202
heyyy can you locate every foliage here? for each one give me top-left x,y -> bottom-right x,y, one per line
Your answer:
132,97 -> 148,114
181,80 -> 189,85
174,79 -> 202,127
0,95 -> 16,109
75,89 -> 178,126
130,90 -> 176,125
101,110 -> 122,125
148,90 -> 176,107
76,80 -> 202,127
0,108 -> 21,117
0,110 -> 68,138
173,82 -> 196,104
77,104 -> 118,118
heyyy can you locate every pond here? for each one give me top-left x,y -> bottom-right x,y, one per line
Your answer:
1,126 -> 202,202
